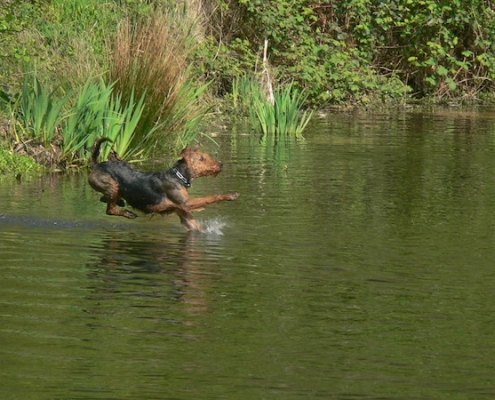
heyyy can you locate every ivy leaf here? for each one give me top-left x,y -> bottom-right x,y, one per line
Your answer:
437,65 -> 448,76
446,78 -> 457,91
426,76 -> 437,86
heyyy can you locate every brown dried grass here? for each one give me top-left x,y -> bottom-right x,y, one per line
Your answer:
108,9 -> 204,151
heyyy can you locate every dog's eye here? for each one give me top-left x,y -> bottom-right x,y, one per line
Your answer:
200,156 -> 205,161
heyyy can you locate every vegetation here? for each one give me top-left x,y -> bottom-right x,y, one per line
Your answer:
1,0 -> 495,170
0,3 -> 209,168
202,0 -> 495,104
14,74 -> 71,146
108,12 -> 211,154
61,78 -> 147,163
0,146 -> 43,174
234,76 -> 312,136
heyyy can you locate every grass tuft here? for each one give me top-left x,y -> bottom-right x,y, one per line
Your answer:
233,75 -> 313,137
108,10 -> 210,154
61,78 -> 147,163
15,74 -> 71,145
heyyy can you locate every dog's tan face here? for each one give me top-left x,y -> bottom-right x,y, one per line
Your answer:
182,148 -> 223,178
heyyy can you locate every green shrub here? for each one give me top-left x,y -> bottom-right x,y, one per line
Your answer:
374,0 -> 495,99
0,146 -> 42,173
201,0 -> 495,104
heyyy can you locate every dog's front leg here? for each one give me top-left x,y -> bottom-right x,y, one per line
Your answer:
175,209 -> 202,231
184,192 -> 240,211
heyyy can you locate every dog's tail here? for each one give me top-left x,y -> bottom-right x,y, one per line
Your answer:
90,137 -> 112,166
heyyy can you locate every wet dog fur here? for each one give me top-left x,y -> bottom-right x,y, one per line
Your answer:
88,138 -> 240,231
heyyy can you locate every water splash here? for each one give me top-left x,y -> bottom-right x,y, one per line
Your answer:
199,217 -> 227,235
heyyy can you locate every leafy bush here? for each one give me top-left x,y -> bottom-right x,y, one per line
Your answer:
374,0 -> 495,99
200,0 -> 406,104
201,0 -> 495,104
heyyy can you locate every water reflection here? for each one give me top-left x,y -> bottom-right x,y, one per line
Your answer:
85,230 -> 219,316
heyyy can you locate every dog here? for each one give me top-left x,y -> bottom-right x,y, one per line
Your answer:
88,137 -> 240,231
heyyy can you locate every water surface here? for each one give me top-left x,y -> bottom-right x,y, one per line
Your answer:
2,109 -> 495,398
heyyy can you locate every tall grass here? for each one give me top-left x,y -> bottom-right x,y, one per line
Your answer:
233,76 -> 313,137
15,74 -> 72,145
262,82 -> 313,136
61,78 -> 112,162
3,73 -> 150,165
108,10 -> 210,153
61,78 -> 147,163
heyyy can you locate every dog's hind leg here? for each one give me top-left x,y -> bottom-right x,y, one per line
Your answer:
89,170 -> 136,219
100,195 -> 125,207
106,200 -> 137,219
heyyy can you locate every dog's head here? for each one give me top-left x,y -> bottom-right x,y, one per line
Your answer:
181,147 -> 223,179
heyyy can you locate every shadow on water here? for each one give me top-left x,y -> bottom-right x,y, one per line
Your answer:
0,212 -> 138,230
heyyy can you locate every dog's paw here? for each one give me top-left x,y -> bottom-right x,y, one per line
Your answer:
124,210 -> 138,219
226,192 -> 240,201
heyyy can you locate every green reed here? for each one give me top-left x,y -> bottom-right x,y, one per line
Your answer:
257,82 -> 313,137
16,74 -> 72,145
233,76 -> 313,136
4,73 -> 150,165
61,78 -> 147,163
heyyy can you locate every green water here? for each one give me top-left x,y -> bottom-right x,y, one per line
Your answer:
2,109 -> 495,398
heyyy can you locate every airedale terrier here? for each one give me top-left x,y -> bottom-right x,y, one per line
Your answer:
88,138 -> 240,231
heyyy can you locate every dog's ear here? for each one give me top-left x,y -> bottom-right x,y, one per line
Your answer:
181,147 -> 191,158
181,143 -> 200,157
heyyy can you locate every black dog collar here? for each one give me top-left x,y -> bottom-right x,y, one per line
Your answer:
172,167 -> 191,188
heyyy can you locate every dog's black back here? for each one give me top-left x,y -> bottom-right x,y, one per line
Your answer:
88,137 -> 239,230
94,161 -> 167,211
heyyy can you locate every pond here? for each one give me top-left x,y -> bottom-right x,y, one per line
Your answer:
2,108 -> 495,398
